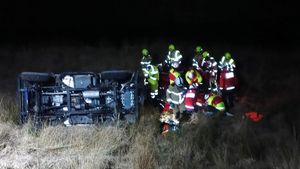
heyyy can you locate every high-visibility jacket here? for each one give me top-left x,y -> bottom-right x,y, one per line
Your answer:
141,55 -> 152,77
192,54 -> 203,70
207,93 -> 225,112
185,69 -> 203,86
184,89 -> 196,111
165,50 -> 183,65
166,85 -> 185,105
218,56 -> 236,71
147,65 -> 159,98
201,57 -> 218,77
169,68 -> 180,85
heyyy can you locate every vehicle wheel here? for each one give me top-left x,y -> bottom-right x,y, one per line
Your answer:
20,72 -> 52,82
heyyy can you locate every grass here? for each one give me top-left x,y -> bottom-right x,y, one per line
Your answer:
0,42 -> 299,168
0,91 -> 299,169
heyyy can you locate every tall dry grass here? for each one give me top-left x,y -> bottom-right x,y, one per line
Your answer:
0,43 -> 299,169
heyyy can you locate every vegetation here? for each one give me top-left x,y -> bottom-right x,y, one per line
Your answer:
0,42 -> 299,168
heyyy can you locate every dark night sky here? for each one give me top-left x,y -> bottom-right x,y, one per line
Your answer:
1,1 -> 299,44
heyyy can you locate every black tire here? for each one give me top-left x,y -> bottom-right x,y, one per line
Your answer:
20,72 -> 52,82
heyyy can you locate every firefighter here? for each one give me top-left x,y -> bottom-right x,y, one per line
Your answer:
160,102 -> 179,134
192,46 -> 204,70
166,76 -> 186,119
218,52 -> 236,71
184,87 -> 197,112
218,52 -> 236,110
141,49 -> 153,85
200,51 -> 218,91
205,92 -> 226,113
164,44 -> 183,69
145,64 -> 159,99
185,68 -> 203,89
196,91 -> 232,116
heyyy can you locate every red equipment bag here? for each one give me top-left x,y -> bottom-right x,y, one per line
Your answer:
245,111 -> 263,122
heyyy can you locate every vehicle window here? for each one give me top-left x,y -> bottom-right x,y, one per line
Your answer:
62,75 -> 75,88
74,75 -> 92,88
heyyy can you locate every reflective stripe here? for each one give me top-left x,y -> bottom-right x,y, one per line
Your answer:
225,72 -> 234,78
216,106 -> 225,111
185,105 -> 194,109
149,76 -> 157,81
220,57 -> 225,64
179,97 -> 184,104
185,92 -> 195,98
171,100 -> 180,104
169,96 -> 184,105
196,102 -> 202,107
226,86 -> 235,90
167,89 -> 183,96
140,61 -> 151,64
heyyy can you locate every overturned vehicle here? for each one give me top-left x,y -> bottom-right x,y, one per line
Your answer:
17,70 -> 143,127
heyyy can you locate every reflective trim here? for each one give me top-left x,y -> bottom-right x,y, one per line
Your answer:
225,72 -> 234,78
140,61 -> 151,65
167,89 -> 183,96
216,107 -> 225,111
179,97 -> 184,104
212,62 -> 217,66
226,86 -> 235,90
196,102 -> 203,107
219,57 -> 225,64
167,98 -> 172,102
192,63 -> 198,67
185,92 -> 196,98
149,76 -> 157,81
185,105 -> 194,109
171,100 -> 180,104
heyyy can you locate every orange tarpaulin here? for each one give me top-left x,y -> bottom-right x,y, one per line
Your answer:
245,112 -> 263,122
